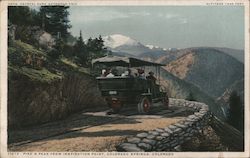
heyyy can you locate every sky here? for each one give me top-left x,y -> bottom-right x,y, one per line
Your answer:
68,6 -> 244,49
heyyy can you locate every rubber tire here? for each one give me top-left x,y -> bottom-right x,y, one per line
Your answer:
138,97 -> 151,114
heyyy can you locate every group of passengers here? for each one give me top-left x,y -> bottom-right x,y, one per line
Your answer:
101,68 -> 156,83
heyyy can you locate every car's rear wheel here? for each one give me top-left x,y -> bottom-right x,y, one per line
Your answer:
138,96 -> 151,114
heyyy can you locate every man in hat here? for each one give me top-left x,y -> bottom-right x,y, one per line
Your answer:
146,71 -> 156,84
146,71 -> 157,96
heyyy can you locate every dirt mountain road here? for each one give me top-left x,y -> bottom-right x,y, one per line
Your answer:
9,105 -> 193,152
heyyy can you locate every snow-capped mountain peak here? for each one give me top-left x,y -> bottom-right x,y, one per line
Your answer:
103,34 -> 139,49
146,44 -> 160,49
103,34 -> 168,56
145,45 -> 154,49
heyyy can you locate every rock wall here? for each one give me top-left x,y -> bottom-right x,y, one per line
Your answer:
8,72 -> 106,128
116,98 -> 212,152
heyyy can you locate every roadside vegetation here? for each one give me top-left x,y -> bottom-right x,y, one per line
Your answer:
8,6 -> 109,82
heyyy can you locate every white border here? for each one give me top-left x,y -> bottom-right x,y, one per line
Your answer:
1,0 -> 249,158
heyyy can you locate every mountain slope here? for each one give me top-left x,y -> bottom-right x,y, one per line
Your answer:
158,68 -> 225,119
139,47 -> 244,66
216,79 -> 244,107
8,40 -> 105,128
138,50 -> 168,62
189,47 -> 244,63
164,48 -> 244,98
214,47 -> 244,63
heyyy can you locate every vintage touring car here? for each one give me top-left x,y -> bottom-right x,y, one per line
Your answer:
92,56 -> 169,114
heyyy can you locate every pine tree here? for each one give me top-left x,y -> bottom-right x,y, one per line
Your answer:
78,31 -> 84,45
74,30 -> 87,65
30,9 -> 41,26
97,35 -> 105,51
8,6 -> 33,26
86,35 -> 107,60
227,91 -> 244,132
39,6 -> 71,40
86,37 -> 93,50
48,37 -> 64,59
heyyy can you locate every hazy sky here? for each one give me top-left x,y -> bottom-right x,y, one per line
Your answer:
68,6 -> 244,49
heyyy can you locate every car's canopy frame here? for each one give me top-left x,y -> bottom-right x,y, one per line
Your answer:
92,56 -> 164,67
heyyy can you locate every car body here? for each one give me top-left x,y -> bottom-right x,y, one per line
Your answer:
92,56 -> 169,113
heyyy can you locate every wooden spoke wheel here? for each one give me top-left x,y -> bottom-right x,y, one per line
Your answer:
138,97 -> 151,114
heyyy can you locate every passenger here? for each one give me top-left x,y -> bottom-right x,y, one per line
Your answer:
105,68 -> 111,76
106,69 -> 117,77
146,71 -> 156,84
121,69 -> 134,77
137,69 -> 146,79
106,71 -> 115,77
121,71 -> 129,77
127,69 -> 134,77
101,69 -> 106,77
112,68 -> 118,76
147,71 -> 157,96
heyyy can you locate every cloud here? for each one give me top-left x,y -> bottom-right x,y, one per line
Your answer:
179,18 -> 188,24
129,11 -> 151,16
69,8 -> 129,24
87,11 -> 129,22
69,8 -> 154,26
157,13 -> 179,19
69,7 -> 188,27
84,11 -> 128,22
165,13 -> 179,19
157,13 -> 187,24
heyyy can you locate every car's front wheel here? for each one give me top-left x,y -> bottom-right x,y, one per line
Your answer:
137,96 -> 151,114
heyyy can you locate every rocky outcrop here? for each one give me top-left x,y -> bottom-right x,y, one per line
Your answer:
116,98 -> 211,151
8,24 -> 55,49
8,72 -> 106,128
216,79 -> 244,107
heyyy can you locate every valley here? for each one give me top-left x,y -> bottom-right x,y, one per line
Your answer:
103,34 -> 244,118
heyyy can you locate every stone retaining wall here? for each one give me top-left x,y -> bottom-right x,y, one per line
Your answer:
116,98 -> 212,152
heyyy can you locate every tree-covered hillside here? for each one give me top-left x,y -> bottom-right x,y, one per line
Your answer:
8,6 -> 109,67
7,6 -> 109,128
164,48 -> 244,99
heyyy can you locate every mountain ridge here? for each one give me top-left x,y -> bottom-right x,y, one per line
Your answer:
164,48 -> 244,99
103,34 -> 244,64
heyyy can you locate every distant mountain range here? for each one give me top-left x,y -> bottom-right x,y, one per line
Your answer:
103,34 -> 244,63
103,34 -> 244,119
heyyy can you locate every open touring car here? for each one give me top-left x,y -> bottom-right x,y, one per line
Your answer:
92,56 -> 169,114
